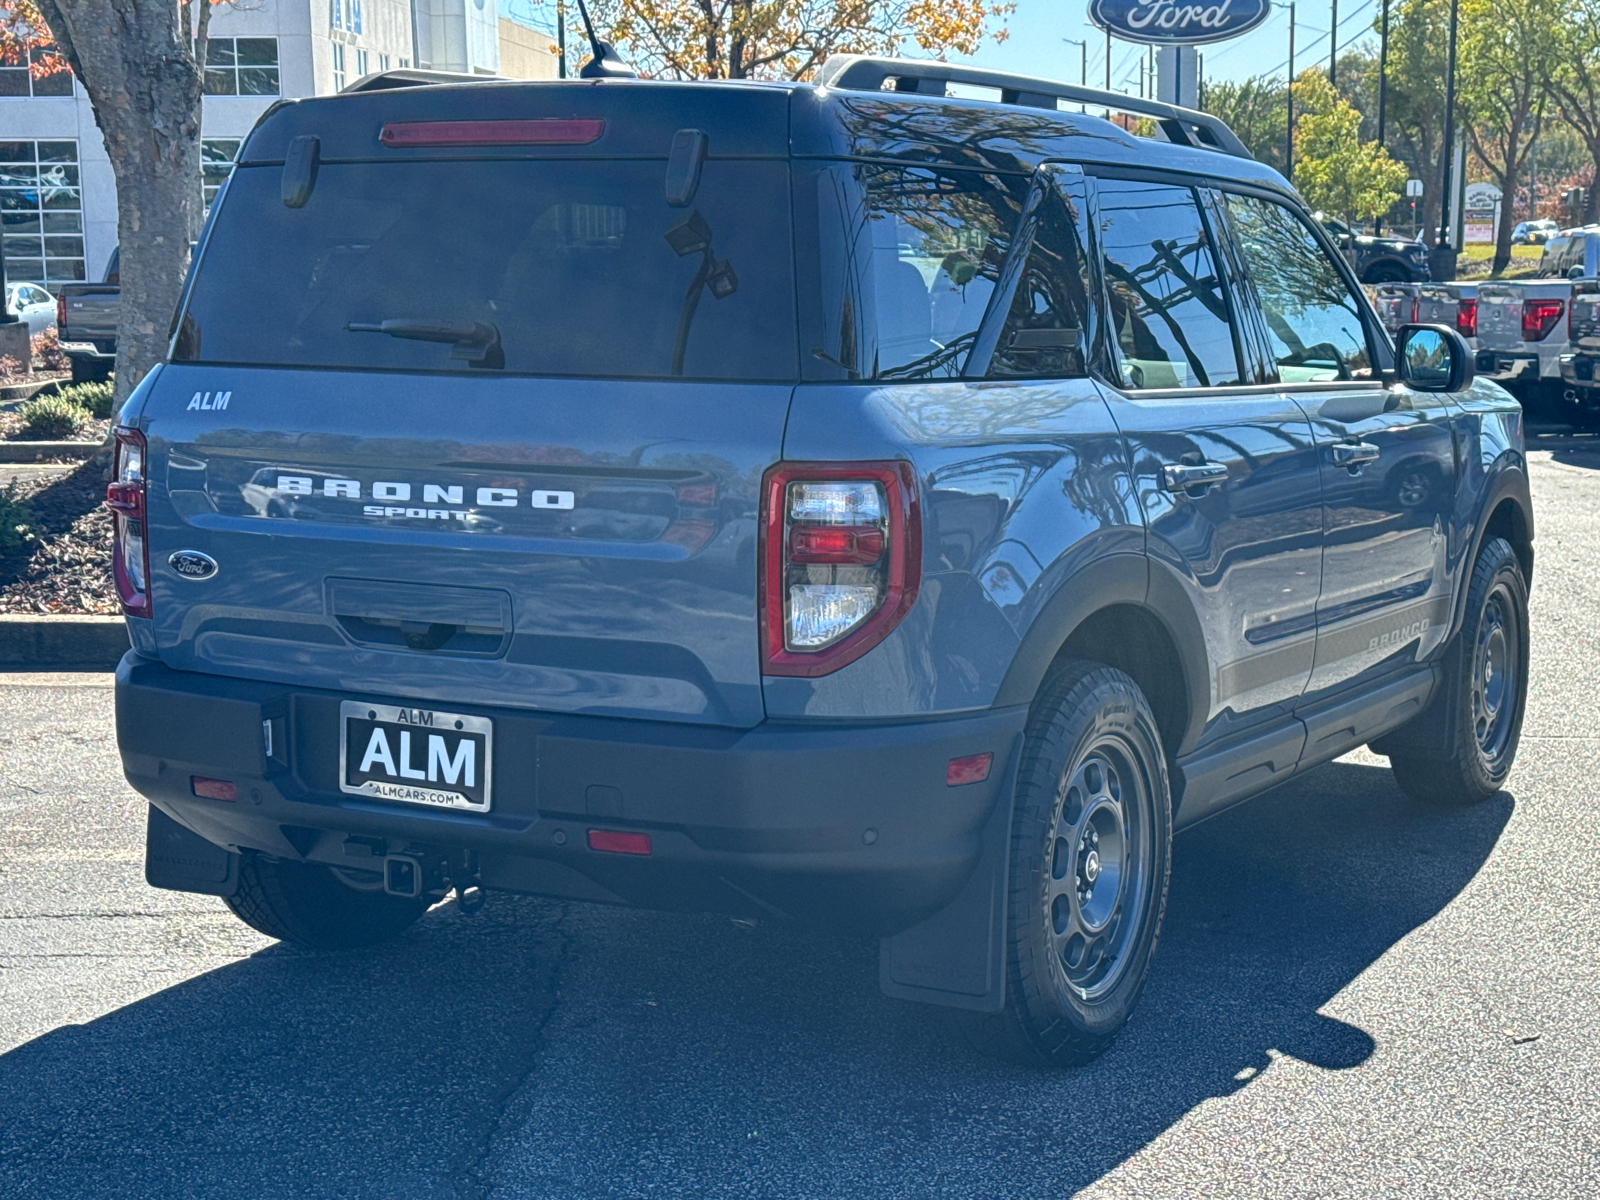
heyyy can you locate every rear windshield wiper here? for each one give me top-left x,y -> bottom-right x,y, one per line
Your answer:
347,318 -> 504,369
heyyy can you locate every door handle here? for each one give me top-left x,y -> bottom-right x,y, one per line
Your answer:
1160,461 -> 1230,494
1330,441 -> 1381,469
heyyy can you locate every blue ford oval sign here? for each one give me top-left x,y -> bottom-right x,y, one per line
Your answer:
1089,0 -> 1272,46
168,549 -> 219,581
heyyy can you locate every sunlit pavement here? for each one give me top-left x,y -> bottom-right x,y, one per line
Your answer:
1,422 -> 1596,1199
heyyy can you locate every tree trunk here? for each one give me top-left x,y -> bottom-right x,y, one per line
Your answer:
32,0 -> 202,404
1491,167 -> 1518,275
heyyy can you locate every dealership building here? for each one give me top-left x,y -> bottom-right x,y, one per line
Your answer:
0,0 -> 557,293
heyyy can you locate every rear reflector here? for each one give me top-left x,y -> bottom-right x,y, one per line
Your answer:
379,118 -> 605,147
587,829 -> 652,856
191,776 -> 238,801
947,753 -> 994,787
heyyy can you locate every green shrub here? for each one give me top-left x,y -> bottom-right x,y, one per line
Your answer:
16,393 -> 90,440
56,380 -> 115,420
0,482 -> 32,557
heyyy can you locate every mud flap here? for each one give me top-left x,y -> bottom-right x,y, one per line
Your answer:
145,805 -> 240,898
877,735 -> 1019,1013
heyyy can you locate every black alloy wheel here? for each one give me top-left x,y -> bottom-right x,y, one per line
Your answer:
1386,536 -> 1529,805
963,661 -> 1172,1068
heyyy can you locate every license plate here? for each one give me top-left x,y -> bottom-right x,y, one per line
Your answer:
339,701 -> 492,813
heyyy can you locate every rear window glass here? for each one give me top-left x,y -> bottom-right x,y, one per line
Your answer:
175,158 -> 797,380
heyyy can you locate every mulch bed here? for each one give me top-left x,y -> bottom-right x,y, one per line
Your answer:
0,461 -> 118,614
0,410 -> 112,444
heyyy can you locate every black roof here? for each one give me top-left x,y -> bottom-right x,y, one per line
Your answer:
238,69 -> 1291,196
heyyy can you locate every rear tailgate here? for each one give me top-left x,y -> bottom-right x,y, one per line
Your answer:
140,80 -> 799,729
140,368 -> 783,726
58,284 -> 118,344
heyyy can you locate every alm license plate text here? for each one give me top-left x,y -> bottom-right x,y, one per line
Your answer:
340,701 -> 492,813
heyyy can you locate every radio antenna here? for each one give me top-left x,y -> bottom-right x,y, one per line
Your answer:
572,0 -> 637,78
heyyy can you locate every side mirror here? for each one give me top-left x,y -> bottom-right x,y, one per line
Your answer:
1396,323 -> 1474,392
1569,265 -> 1586,280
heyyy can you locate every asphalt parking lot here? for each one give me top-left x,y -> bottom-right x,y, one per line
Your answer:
1,422 -> 1596,1200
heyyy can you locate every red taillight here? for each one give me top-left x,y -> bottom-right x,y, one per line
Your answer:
379,118 -> 605,147
1522,298 -> 1564,341
1409,298 -> 1419,324
1456,299 -> 1477,339
107,426 -> 151,619
947,753 -> 994,786
587,829 -> 652,856
191,776 -> 237,801
760,462 -> 921,678
56,293 -> 66,330
787,524 -> 885,564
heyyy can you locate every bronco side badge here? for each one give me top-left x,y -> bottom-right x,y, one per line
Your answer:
168,550 -> 219,581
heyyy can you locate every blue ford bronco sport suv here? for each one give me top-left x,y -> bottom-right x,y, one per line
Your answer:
112,55 -> 1533,1067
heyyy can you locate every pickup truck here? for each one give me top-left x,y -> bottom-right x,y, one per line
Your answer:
55,245 -> 118,383
1558,279 -> 1600,425
1474,231 -> 1600,403
1317,213 -> 1432,283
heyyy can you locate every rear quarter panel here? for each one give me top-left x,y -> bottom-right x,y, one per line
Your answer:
769,379 -> 1141,719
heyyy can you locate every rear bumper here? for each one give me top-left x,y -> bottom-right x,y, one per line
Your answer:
59,340 -> 114,360
116,652 -> 1026,935
1476,348 -> 1561,383
1558,354 -> 1600,395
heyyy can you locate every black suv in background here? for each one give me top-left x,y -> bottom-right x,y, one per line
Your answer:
115,57 -> 1532,1068
1318,213 -> 1433,283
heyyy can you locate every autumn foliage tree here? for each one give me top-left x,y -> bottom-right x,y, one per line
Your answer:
586,0 -> 1013,81
1290,70 -> 1408,224
0,0 -> 219,399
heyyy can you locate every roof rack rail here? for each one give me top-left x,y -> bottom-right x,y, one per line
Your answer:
815,55 -> 1252,161
342,68 -> 509,94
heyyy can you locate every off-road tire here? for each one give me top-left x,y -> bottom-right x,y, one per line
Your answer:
1386,537 -> 1529,805
224,853 -> 430,949
962,661 -> 1173,1068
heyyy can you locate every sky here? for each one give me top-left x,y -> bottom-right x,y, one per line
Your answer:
943,1 -> 1380,94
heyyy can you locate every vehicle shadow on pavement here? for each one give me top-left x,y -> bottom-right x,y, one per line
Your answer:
0,760 -> 1511,1199
1527,419 -> 1600,469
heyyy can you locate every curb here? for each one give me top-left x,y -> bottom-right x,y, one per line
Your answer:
0,614 -> 129,668
0,439 -> 104,463
0,378 -> 66,404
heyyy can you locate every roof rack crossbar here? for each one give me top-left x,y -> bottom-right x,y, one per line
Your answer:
342,68 -> 510,94
815,56 -> 1252,161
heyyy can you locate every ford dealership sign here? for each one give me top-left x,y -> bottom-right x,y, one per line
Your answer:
1089,0 -> 1273,46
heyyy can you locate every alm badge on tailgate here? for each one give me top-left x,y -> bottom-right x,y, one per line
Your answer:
340,701 -> 493,813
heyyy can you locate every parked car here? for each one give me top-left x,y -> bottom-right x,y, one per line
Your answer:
1371,281 -> 1420,335
55,245 -> 118,383
1414,281 -> 1480,351
1512,219 -> 1558,245
115,58 -> 1533,1068
1476,231 -> 1600,400
4,281 -> 57,337
1557,278 -> 1600,425
1316,213 -> 1433,283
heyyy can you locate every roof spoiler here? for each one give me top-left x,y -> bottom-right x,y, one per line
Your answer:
342,69 -> 509,94
815,55 -> 1253,161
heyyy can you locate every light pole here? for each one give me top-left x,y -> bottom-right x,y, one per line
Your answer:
1330,0 -> 1337,84
1063,37 -> 1088,87
1286,2 -> 1296,180
1437,0 -> 1460,270
1375,0 -> 1389,233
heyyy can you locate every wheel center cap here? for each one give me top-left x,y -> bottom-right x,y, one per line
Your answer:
1084,850 -> 1101,884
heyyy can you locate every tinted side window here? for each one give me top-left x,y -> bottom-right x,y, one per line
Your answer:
1223,193 -> 1373,382
1094,179 -> 1242,390
988,184 -> 1092,379
801,164 -> 1025,381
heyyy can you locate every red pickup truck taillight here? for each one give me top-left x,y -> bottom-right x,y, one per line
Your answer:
760,462 -> 920,677
1456,299 -> 1477,339
56,293 -> 66,332
106,427 -> 151,619
1522,298 -> 1564,341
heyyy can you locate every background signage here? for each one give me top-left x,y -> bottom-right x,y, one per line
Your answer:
1088,0 -> 1273,47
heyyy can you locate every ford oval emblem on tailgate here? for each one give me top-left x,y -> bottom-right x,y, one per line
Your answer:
168,550 -> 219,581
